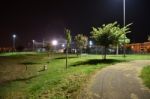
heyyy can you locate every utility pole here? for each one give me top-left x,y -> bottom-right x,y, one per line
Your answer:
123,0 -> 126,57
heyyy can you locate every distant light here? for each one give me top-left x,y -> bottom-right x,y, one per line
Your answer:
62,44 -> 65,47
131,46 -> 134,49
13,34 -> 16,38
89,41 -> 93,46
32,40 -> 35,43
52,40 -> 58,46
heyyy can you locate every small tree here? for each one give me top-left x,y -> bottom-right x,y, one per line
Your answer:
91,22 -> 117,60
91,22 -> 131,60
65,28 -> 71,69
75,34 -> 88,56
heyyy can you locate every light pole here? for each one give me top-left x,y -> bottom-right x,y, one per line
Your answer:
123,0 -> 126,57
32,40 -> 35,51
12,34 -> 16,50
52,40 -> 58,52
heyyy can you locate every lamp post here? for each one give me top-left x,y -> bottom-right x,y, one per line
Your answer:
52,40 -> 58,52
123,0 -> 126,57
32,40 -> 35,51
12,34 -> 16,50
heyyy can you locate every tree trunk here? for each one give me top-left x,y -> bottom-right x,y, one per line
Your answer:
80,48 -> 82,57
102,46 -> 107,60
116,44 -> 119,55
66,47 -> 68,69
104,46 -> 107,60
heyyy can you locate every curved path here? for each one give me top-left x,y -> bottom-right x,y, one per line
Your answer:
84,60 -> 150,99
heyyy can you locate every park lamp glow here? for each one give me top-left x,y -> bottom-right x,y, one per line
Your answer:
62,44 -> 65,47
52,40 -> 58,46
32,40 -> 35,43
89,40 -> 93,46
13,34 -> 16,38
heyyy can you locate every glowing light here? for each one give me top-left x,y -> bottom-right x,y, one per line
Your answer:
13,34 -> 16,38
62,44 -> 65,47
32,40 -> 35,43
89,41 -> 93,46
52,40 -> 58,46
12,34 -> 16,49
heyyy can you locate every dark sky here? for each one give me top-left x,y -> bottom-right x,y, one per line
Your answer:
0,0 -> 150,47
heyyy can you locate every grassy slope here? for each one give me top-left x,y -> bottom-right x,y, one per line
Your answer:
0,53 -> 150,98
140,65 -> 150,88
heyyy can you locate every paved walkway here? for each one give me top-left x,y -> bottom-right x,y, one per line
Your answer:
83,60 -> 150,99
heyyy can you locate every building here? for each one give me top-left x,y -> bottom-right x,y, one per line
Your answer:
127,42 -> 150,53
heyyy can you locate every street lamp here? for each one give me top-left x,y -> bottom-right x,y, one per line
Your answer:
12,34 -> 16,49
52,40 -> 58,46
123,0 -> 126,57
62,44 -> 65,48
52,40 -> 58,52
123,0 -> 126,27
32,40 -> 35,51
89,40 -> 93,47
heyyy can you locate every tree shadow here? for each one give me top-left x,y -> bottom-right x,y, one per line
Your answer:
13,75 -> 38,81
20,62 -> 40,65
71,59 -> 126,66
0,75 -> 39,85
55,56 -> 77,60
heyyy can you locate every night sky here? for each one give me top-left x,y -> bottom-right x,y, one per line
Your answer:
0,0 -> 150,47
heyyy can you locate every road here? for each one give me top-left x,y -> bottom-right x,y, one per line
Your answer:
81,60 -> 150,99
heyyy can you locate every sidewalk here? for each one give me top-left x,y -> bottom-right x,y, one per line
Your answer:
81,60 -> 150,99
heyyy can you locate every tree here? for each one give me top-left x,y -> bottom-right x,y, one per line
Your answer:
116,23 -> 131,55
91,22 -> 131,60
75,34 -> 88,56
115,34 -> 130,55
65,28 -> 72,69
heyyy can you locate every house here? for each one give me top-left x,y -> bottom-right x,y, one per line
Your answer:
127,42 -> 150,53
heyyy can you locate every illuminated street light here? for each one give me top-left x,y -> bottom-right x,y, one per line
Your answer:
12,34 -> 16,49
52,40 -> 58,52
62,44 -> 65,47
89,40 -> 93,46
52,40 -> 58,46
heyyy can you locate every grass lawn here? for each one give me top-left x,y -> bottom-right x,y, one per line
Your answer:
140,65 -> 150,88
0,52 -> 150,98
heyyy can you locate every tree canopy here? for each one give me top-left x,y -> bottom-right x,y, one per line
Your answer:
91,22 -> 131,59
75,34 -> 88,55
65,29 -> 72,48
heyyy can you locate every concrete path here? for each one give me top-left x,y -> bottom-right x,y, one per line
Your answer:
83,60 -> 150,99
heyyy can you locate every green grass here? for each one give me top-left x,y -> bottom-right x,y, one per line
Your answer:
0,52 -> 37,56
0,53 -> 150,98
140,65 -> 150,88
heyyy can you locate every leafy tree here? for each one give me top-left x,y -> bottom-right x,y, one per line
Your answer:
75,34 -> 88,56
115,34 -> 130,54
65,28 -> 72,69
114,23 -> 132,56
91,22 -> 131,60
91,22 -> 117,59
